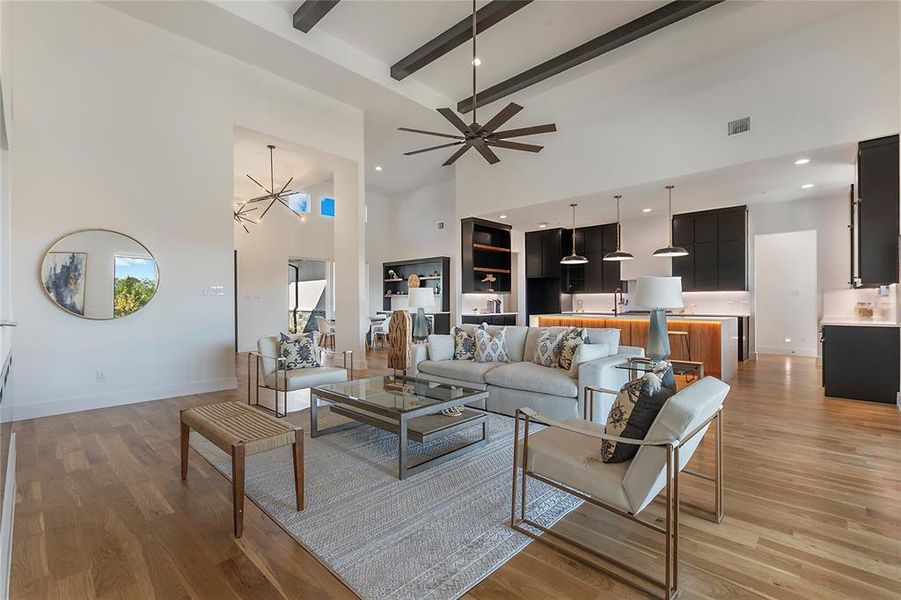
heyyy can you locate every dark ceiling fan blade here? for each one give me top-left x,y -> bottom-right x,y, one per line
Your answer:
442,144 -> 472,166
490,123 -> 557,139
398,127 -> 464,140
487,140 -> 543,152
478,102 -> 523,135
474,143 -> 501,165
404,141 -> 465,156
437,108 -> 472,134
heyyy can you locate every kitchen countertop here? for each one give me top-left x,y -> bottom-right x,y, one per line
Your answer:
560,311 -> 750,318
463,312 -> 518,316
820,318 -> 899,328
543,312 -> 741,322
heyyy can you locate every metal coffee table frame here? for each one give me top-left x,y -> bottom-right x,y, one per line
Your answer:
311,377 -> 489,479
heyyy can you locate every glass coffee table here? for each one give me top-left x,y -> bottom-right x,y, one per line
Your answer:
311,375 -> 489,479
616,356 -> 704,380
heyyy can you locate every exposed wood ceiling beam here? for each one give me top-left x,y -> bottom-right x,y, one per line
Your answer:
390,0 -> 532,81
293,0 -> 340,33
457,0 -> 724,114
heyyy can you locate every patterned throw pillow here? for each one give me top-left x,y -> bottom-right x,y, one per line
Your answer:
474,325 -> 510,363
557,327 -> 588,370
280,332 -> 321,369
601,364 -> 676,463
452,327 -> 475,360
533,328 -> 565,367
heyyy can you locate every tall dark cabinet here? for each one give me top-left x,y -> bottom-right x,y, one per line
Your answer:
565,224 -> 621,293
856,134 -> 899,286
461,218 -> 512,293
671,206 -> 748,292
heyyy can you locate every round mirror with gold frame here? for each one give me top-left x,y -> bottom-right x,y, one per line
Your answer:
40,229 -> 160,320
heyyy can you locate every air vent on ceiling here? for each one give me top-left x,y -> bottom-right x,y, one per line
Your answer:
727,116 -> 751,136
436,220 -> 445,231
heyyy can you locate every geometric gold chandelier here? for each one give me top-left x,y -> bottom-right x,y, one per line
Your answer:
244,144 -> 304,222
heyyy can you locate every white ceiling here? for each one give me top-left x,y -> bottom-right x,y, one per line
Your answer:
113,0 -> 872,197
487,142 -> 857,231
233,127 -> 334,203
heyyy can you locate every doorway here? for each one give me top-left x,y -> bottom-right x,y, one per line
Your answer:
754,230 -> 818,356
288,258 -> 331,335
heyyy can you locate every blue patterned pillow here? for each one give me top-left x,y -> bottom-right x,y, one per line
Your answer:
452,327 -> 475,360
280,332 -> 321,369
533,328 -> 565,367
474,325 -> 510,363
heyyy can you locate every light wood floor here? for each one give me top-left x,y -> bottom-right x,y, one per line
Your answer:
9,353 -> 901,599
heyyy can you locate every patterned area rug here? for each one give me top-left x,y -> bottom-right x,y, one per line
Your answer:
191,407 -> 581,600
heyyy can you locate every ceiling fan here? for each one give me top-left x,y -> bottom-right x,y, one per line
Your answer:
398,0 -> 556,166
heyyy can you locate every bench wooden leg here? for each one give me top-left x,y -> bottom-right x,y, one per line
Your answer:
293,429 -> 304,511
231,443 -> 245,538
180,419 -> 190,480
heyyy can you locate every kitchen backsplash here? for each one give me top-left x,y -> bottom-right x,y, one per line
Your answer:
573,291 -> 752,316
462,292 -> 506,314
822,285 -> 898,321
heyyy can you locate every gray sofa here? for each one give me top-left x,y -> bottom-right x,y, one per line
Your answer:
411,324 -> 643,423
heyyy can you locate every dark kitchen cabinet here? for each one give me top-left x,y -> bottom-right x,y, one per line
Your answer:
562,224 -> 621,293
525,229 -> 564,279
856,135 -> 899,286
822,325 -> 899,403
462,314 -> 517,326
461,217 -> 511,293
671,206 -> 747,291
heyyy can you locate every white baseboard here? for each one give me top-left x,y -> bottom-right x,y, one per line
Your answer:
756,346 -> 818,358
0,432 -> 15,600
4,377 -> 237,422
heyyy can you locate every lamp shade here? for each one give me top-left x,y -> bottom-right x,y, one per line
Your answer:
632,276 -> 684,309
407,287 -> 434,310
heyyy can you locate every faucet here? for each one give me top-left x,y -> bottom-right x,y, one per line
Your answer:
613,288 -> 624,317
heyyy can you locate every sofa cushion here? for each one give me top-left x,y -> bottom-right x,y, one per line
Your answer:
524,327 -> 567,364
517,418 -> 632,512
427,334 -> 454,361
485,361 -> 579,398
533,328 -> 566,367
568,342 -> 617,377
558,327 -> 588,370
452,327 -> 476,360
586,328 -> 620,354
474,326 -> 510,363
265,366 -> 347,390
461,324 -> 528,362
418,359 -> 500,384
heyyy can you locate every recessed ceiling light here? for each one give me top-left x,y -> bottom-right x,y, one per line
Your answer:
801,183 -> 814,189
538,222 -> 548,228
374,165 -> 383,171
499,214 -> 507,219
472,57 -> 481,67
642,208 -> 652,213
794,158 -> 810,165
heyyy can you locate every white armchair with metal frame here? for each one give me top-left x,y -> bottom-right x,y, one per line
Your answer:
248,334 -> 353,418
511,376 -> 728,600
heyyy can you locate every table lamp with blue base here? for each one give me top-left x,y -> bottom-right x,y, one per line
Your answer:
407,287 -> 434,342
632,276 -> 684,362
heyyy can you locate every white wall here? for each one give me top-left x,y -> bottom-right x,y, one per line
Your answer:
8,1 -> 363,420
455,3 -> 898,218
364,188 -> 392,317
755,230 -> 818,356
235,179 -> 334,352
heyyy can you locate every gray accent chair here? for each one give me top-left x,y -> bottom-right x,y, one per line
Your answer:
411,324 -> 643,423
249,334 -> 352,417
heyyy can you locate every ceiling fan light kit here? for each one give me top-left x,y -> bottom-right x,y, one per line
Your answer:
399,0 -> 556,166
604,194 -> 634,262
654,185 -> 689,258
560,203 -> 588,265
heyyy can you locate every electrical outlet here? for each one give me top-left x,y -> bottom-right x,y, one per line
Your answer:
95,370 -> 105,383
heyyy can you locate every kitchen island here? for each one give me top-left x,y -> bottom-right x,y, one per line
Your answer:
531,313 -> 739,381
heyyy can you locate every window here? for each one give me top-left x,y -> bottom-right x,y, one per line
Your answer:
320,196 -> 335,217
287,192 -> 310,214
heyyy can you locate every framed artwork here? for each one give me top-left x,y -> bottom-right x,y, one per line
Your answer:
42,252 -> 87,316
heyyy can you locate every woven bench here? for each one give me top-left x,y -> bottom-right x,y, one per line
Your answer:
180,401 -> 304,537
